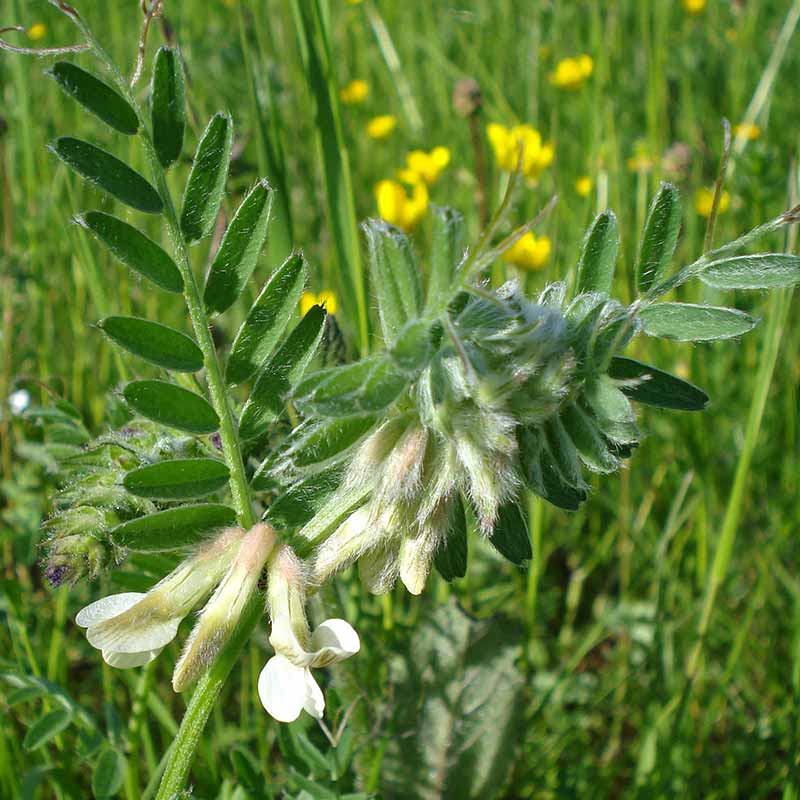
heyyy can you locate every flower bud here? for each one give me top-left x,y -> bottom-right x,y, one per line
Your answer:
173,523 -> 276,691
44,533 -> 108,586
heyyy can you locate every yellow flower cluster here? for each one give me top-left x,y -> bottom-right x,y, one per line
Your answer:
340,80 -> 369,105
502,232 -> 552,271
487,123 -> 554,182
374,147 -> 450,232
300,291 -> 337,316
549,55 -> 593,90
683,0 -> 706,14
694,188 -> 730,218
366,115 -> 397,139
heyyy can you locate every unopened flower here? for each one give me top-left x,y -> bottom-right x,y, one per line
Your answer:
502,232 -> 552,271
27,24 -> 46,41
695,187 -> 730,217
549,55 -> 593,90
575,176 -> 592,198
487,123 -> 554,182
733,122 -> 761,141
300,290 -> 337,316
173,523 -> 276,691
8,388 -> 30,415
366,115 -> 397,140
340,79 -> 368,105
375,177 -> 429,231
682,0 -> 705,13
76,527 -> 245,670
403,147 -> 450,185
259,546 -> 360,722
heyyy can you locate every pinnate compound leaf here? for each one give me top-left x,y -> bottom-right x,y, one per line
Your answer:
383,601 -> 525,800
151,46 -> 185,168
489,502 -> 531,565
180,112 -> 233,242
123,458 -> 230,500
636,182 -> 681,293
97,316 -> 203,372
293,355 -> 409,418
699,253 -> 800,290
609,356 -> 708,411
226,252 -> 307,384
51,138 -> 162,214
49,62 -> 138,135
111,504 -> 236,551
434,496 -> 468,581
123,380 -> 219,433
77,211 -> 182,292
204,180 -> 273,314
639,302 -> 758,341
23,710 -> 72,751
576,209 -> 618,295
239,305 -> 326,440
92,748 -> 127,799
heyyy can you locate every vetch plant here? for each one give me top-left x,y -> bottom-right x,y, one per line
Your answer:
5,3 -> 800,797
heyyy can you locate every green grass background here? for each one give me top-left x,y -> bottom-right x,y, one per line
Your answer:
2,0 -> 800,797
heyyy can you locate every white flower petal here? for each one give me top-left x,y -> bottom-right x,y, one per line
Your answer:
102,648 -> 163,669
258,655 -> 308,723
87,615 -> 181,654
302,669 -> 325,719
310,618 -> 360,666
76,593 -> 146,628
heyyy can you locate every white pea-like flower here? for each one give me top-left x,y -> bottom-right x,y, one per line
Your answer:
258,546 -> 360,722
8,388 -> 31,416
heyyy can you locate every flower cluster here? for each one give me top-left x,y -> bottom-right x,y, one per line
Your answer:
487,123 -> 554,182
502,231 -> 552,271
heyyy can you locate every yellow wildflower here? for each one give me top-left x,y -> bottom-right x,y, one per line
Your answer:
682,0 -> 706,14
575,176 -> 592,198
502,232 -> 552,271
694,188 -> 730,218
404,147 -> 450,185
27,23 -> 47,40
549,55 -> 593,90
300,291 -> 337,316
366,115 -> 397,139
487,123 -> 554,182
340,80 -> 369,105
375,178 -> 429,232
626,140 -> 655,173
733,122 -> 761,141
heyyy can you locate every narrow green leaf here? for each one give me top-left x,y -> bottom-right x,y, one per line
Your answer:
123,458 -> 230,500
426,205 -> 464,314
77,211 -> 182,292
92,748 -> 127,800
636,182 -> 681,293
365,219 -> 421,344
204,180 -> 273,314
23,710 -> 72,751
111,504 -> 237,551
239,305 -> 326,440
582,377 -> 639,444
560,403 -> 619,473
489,502 -> 531,565
123,380 -> 219,433
180,112 -> 233,242
263,465 -> 345,532
51,137 -> 162,214
97,316 -> 203,372
49,62 -> 138,135
390,319 -> 435,374
293,356 -> 408,418
434,496 -> 467,580
226,252 -> 307,384
700,253 -> 800,289
609,356 -> 709,411
639,302 -> 758,341
576,209 -> 618,295
151,46 -> 185,168
282,415 -> 377,471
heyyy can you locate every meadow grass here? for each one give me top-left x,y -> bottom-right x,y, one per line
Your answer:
2,0 -> 800,797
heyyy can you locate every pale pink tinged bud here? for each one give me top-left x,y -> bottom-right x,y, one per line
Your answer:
311,506 -> 374,584
173,524 -> 276,692
399,507 -> 448,595
267,545 -> 314,666
357,543 -> 400,595
382,426 -> 428,502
